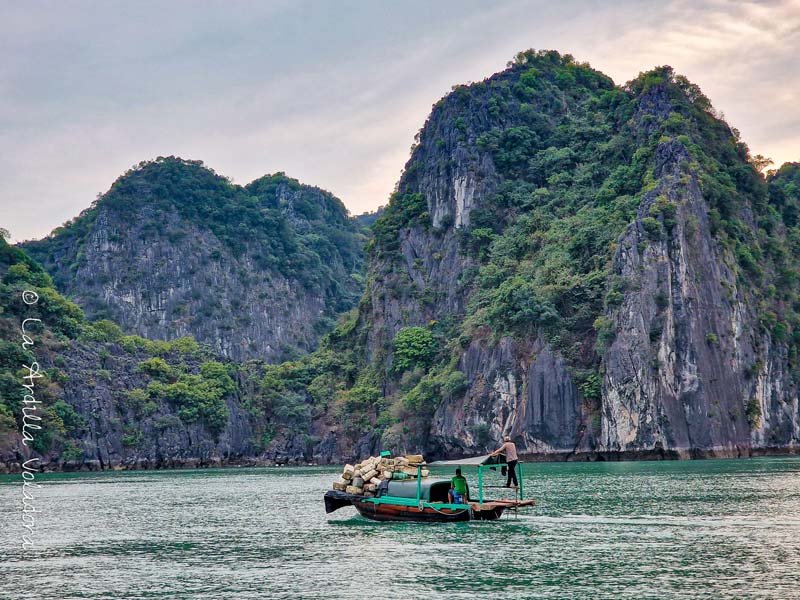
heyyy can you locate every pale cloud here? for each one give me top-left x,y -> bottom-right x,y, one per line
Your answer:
590,0 -> 800,167
1,0 -> 798,242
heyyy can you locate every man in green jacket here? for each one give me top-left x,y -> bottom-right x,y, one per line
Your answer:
449,468 -> 469,504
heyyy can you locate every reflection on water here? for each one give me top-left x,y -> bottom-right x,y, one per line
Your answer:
2,458 -> 799,599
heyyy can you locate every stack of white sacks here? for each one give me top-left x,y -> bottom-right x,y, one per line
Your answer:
331,454 -> 429,497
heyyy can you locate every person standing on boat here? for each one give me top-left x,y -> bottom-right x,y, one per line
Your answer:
490,436 -> 519,488
449,468 -> 469,504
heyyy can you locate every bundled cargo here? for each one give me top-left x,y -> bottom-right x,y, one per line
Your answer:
330,453 -> 428,495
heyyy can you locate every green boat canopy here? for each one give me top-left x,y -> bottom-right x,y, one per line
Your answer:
386,479 -> 451,502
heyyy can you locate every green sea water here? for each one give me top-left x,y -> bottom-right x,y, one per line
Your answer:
2,457 -> 799,599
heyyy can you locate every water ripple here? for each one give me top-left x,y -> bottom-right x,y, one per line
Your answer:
2,458 -> 800,599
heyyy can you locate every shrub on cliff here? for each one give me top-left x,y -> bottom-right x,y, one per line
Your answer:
392,327 -> 437,373
137,357 -> 174,381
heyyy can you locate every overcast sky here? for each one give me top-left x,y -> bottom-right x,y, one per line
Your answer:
2,0 -> 798,242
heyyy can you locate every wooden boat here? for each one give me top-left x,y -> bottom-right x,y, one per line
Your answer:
324,455 -> 535,522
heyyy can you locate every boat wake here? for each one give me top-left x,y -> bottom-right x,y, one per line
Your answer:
518,513 -> 800,530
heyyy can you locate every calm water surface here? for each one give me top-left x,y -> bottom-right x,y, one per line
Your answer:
2,457 -> 799,599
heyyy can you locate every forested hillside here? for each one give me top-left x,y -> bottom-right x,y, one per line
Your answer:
22,158 -> 366,362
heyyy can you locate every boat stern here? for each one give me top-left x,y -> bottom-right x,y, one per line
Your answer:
324,489 -> 357,513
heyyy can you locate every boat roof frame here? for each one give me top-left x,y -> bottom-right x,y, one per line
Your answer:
427,454 -> 508,467
384,457 -> 523,504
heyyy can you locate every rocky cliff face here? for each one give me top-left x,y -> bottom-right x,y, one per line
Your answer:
431,335 -> 585,456
601,142 -> 752,455
598,119 -> 799,457
0,239 -> 222,470
301,51 -> 800,462
22,158 -> 365,362
0,234 -> 326,472
0,341 -> 254,473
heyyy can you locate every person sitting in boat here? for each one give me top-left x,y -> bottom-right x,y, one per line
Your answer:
449,468 -> 469,504
490,436 -> 519,488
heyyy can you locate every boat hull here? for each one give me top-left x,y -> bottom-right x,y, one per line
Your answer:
353,500 -> 474,522
324,490 -> 533,522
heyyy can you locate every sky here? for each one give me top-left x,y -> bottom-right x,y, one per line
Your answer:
1,0 -> 799,242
